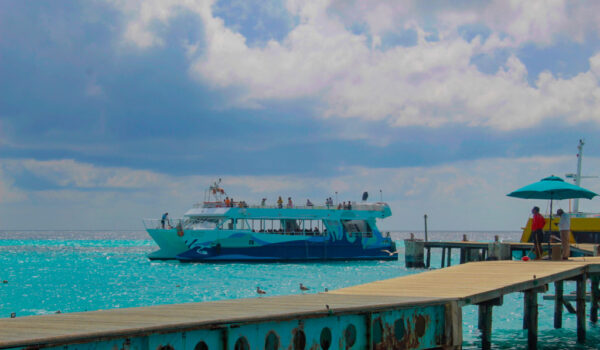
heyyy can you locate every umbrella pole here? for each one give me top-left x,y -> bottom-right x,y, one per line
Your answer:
548,199 -> 553,260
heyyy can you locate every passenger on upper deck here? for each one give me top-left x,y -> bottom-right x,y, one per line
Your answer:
261,198 -> 267,207
287,197 -> 293,208
277,196 -> 283,208
306,199 -> 313,207
224,197 -> 230,207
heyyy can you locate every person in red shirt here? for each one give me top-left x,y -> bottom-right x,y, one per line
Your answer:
531,206 -> 546,260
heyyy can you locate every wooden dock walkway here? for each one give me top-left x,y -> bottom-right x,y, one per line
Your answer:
3,259 -> 600,349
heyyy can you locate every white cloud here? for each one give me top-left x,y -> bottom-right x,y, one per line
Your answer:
108,0 -> 600,131
0,168 -> 26,203
2,156 -> 600,230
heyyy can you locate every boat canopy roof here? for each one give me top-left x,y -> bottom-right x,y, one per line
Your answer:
184,202 -> 391,220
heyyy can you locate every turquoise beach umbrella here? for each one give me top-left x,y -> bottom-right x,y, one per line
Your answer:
507,175 -> 597,254
507,175 -> 598,200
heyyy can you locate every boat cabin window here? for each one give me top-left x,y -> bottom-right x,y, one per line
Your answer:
236,219 -> 250,230
219,218 -> 235,230
247,219 -> 326,236
341,220 -> 372,237
185,217 -> 219,230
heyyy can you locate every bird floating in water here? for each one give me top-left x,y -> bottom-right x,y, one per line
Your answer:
55,310 -> 61,314
381,249 -> 398,256
256,286 -> 266,295
2,280 -> 7,284
300,283 -> 309,292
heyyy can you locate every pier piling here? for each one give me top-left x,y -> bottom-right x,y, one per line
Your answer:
576,274 -> 586,343
591,275 -> 599,323
477,297 -> 502,350
554,281 -> 564,329
524,289 -> 539,349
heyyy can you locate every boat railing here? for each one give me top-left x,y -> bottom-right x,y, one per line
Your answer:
191,201 -> 389,211
142,218 -> 185,230
569,212 -> 600,218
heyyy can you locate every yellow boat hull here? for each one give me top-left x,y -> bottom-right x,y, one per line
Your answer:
520,216 -> 600,244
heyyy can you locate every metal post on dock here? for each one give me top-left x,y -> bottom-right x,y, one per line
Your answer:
424,214 -> 428,242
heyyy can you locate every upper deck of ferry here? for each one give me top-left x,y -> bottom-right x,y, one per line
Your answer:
183,201 -> 392,220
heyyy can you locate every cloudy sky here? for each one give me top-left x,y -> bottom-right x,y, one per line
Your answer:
1,0 -> 600,231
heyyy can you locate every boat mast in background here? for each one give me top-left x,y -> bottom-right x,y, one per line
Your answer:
566,139 -> 598,213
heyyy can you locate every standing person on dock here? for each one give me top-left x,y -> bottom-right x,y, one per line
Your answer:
531,206 -> 545,260
557,209 -> 571,260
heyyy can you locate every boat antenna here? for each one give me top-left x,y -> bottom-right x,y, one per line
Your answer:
566,139 -> 598,213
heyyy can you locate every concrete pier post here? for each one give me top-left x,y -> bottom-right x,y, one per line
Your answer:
487,242 -> 511,260
404,238 -> 425,268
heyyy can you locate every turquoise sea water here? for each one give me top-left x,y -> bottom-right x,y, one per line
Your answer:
1,230 -> 599,349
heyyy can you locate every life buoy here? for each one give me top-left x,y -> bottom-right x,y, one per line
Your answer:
177,223 -> 184,237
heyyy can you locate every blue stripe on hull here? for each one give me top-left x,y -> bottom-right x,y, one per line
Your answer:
176,238 -> 397,262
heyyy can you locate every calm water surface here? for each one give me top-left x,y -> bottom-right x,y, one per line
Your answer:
0,230 -> 598,349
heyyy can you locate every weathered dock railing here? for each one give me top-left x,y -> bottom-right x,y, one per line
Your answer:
0,294 -> 461,350
404,235 -> 599,269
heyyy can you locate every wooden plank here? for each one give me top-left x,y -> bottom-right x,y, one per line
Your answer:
331,261 -> 589,305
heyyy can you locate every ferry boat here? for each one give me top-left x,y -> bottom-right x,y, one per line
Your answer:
520,140 -> 600,245
144,181 -> 397,262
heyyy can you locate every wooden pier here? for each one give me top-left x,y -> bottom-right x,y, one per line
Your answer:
3,259 -> 600,349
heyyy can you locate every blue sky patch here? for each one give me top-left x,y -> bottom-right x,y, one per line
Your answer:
212,0 -> 297,47
458,23 -> 491,43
